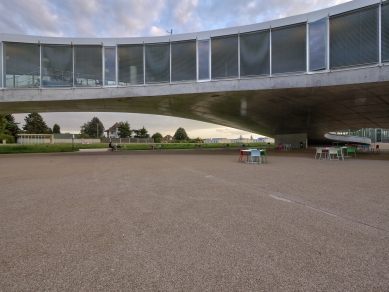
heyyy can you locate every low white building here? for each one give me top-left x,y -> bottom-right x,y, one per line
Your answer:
106,122 -> 121,138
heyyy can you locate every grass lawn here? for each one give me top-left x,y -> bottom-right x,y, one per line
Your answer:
0,142 -> 273,154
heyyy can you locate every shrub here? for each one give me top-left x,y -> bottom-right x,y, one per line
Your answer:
0,133 -> 15,143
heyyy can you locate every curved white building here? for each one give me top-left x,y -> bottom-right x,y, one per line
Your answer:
1,0 -> 389,145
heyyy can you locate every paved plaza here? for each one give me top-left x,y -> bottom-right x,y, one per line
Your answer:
1,149 -> 388,291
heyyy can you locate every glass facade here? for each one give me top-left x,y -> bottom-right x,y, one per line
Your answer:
198,40 -> 209,80
118,45 -> 144,85
0,3 -> 386,88
382,2 -> 389,62
74,45 -> 102,87
105,47 -> 116,86
171,40 -> 196,82
272,23 -> 306,74
145,43 -> 170,84
4,42 -> 40,88
240,30 -> 270,77
309,18 -> 327,71
330,5 -> 378,68
41,45 -> 73,87
211,35 -> 239,79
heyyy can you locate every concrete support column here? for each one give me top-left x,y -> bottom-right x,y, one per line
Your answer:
274,133 -> 308,149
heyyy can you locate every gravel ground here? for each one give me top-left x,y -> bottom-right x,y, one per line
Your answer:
1,148 -> 388,291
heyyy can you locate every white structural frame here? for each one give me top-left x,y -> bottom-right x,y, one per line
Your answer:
0,0 -> 385,90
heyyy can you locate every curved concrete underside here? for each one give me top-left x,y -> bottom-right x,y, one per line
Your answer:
1,66 -> 389,144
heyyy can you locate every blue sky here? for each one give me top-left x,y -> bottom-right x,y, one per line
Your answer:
1,0 -> 350,138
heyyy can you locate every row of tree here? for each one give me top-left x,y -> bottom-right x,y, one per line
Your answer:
0,112 -> 198,143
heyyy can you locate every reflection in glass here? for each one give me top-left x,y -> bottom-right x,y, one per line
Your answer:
240,30 -> 270,76
198,40 -> 209,80
74,45 -> 102,87
171,40 -> 196,82
118,45 -> 144,85
309,18 -> 327,71
42,45 -> 72,87
211,35 -> 239,79
145,43 -> 170,84
272,24 -> 306,74
4,42 -> 40,88
382,3 -> 389,62
330,6 -> 378,68
105,47 -> 116,85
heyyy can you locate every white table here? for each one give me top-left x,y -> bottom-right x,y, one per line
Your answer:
242,149 -> 265,164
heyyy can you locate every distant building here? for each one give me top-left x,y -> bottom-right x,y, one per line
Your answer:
106,122 -> 121,138
164,135 -> 173,141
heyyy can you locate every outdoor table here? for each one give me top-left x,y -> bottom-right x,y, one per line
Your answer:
242,149 -> 265,164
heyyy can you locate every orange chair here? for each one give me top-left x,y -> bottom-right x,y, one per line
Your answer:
239,148 -> 249,162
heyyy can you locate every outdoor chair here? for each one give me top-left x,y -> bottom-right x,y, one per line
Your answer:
315,147 -> 326,159
277,143 -> 283,150
156,144 -> 162,150
328,148 -> 339,161
371,145 -> 380,153
249,150 -> 261,164
239,148 -> 249,162
346,147 -> 356,157
260,149 -> 268,163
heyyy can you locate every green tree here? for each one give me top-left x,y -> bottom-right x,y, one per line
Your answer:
53,124 -> 61,134
0,115 -> 6,134
4,114 -> 20,140
80,117 -> 104,138
133,126 -> 150,138
173,127 -> 189,141
23,113 -> 51,134
151,132 -> 163,143
117,121 -> 132,138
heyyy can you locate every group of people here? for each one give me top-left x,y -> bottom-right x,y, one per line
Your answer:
108,142 -> 121,151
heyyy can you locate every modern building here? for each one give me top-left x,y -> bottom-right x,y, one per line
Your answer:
1,0 -> 389,146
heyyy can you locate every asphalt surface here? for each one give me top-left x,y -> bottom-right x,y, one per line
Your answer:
1,148 -> 388,291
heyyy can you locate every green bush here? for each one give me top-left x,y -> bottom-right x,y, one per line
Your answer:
0,133 -> 15,143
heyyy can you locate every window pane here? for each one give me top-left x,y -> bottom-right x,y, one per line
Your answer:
330,6 -> 378,68
211,35 -> 239,79
145,43 -> 170,84
382,3 -> 389,62
74,45 -> 102,87
240,30 -> 270,77
118,45 -> 144,85
171,40 -> 196,82
4,42 -> 40,88
105,47 -> 116,85
272,23 -> 306,74
309,18 -> 327,71
198,40 -> 209,80
42,45 -> 72,87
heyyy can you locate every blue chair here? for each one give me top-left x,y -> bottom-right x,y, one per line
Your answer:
249,150 -> 261,164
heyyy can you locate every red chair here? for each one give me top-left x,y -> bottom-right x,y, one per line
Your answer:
239,148 -> 249,162
277,143 -> 283,150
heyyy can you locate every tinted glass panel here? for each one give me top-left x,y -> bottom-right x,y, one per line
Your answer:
240,30 -> 270,77
41,45 -> 72,87
382,3 -> 389,62
145,43 -> 170,84
330,6 -> 378,68
171,40 -> 196,82
211,35 -> 238,79
118,45 -> 144,85
198,40 -> 209,80
272,23 -> 306,74
4,42 -> 40,88
309,18 -> 327,71
74,45 -> 102,87
105,47 -> 116,85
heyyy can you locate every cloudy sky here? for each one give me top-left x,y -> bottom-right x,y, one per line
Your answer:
2,0 -> 350,138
